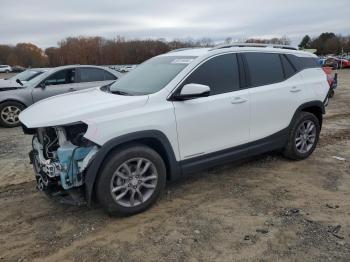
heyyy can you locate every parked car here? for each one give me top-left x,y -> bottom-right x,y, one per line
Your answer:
11,66 -> 26,73
119,65 -> 137,73
324,57 -> 350,69
20,44 -> 329,215
318,57 -> 326,66
0,65 -> 12,73
0,65 -> 122,127
322,67 -> 338,105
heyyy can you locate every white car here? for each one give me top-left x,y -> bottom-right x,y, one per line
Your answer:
20,44 -> 330,215
0,65 -> 12,73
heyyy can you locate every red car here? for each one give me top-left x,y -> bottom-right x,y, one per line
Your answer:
324,57 -> 350,69
322,66 -> 338,103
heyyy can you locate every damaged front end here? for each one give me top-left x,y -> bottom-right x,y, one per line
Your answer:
26,123 -> 99,205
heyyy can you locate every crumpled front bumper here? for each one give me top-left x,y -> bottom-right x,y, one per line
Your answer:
29,150 -> 88,206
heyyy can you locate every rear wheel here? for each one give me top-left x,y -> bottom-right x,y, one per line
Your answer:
283,112 -> 320,160
96,144 -> 166,216
0,101 -> 24,127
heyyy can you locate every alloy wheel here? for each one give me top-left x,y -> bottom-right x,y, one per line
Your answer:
0,105 -> 21,125
295,120 -> 316,154
110,158 -> 158,207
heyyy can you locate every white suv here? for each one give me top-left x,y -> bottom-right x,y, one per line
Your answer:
20,44 -> 330,215
0,65 -> 12,73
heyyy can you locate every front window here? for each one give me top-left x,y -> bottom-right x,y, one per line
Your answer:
44,69 -> 76,86
109,56 -> 196,95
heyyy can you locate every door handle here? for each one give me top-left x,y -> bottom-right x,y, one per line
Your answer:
231,97 -> 247,104
68,88 -> 77,92
290,86 -> 301,93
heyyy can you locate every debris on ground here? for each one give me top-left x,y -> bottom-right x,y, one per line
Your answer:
332,156 -> 346,161
326,203 -> 340,209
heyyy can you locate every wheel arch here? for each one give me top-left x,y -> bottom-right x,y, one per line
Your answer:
295,101 -> 325,128
85,130 -> 181,206
0,99 -> 28,108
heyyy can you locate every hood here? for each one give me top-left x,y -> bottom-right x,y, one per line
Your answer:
19,87 -> 149,128
0,79 -> 22,90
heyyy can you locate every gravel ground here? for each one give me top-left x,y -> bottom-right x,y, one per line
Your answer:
0,72 -> 16,79
0,70 -> 350,261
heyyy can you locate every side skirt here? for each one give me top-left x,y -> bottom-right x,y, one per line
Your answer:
180,128 -> 289,175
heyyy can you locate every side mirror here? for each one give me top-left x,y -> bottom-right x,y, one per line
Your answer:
16,79 -> 23,86
172,83 -> 210,101
37,82 -> 46,89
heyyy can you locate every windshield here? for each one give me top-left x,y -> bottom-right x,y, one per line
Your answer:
109,56 -> 196,95
9,69 -> 45,82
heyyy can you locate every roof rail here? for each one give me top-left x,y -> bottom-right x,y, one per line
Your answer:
167,47 -> 199,53
210,43 -> 298,51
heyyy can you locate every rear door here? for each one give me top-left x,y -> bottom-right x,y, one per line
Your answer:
32,68 -> 79,102
76,67 -> 117,90
244,52 -> 303,141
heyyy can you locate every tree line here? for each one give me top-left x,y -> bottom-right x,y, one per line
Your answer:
298,32 -> 350,55
0,37 -> 213,68
0,33 -> 349,68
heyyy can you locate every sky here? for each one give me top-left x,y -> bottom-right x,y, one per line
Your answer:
0,0 -> 349,48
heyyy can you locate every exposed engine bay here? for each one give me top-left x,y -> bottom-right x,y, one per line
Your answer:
28,123 -> 99,202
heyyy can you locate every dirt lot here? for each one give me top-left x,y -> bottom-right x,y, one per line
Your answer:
0,70 -> 350,262
0,72 -> 16,79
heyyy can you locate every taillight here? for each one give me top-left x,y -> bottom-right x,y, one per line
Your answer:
322,66 -> 333,88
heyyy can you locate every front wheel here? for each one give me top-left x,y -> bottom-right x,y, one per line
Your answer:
283,112 -> 320,160
0,101 -> 24,127
96,144 -> 166,216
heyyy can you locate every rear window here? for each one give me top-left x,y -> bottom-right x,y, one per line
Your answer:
79,68 -> 117,82
286,55 -> 320,71
244,53 -> 284,87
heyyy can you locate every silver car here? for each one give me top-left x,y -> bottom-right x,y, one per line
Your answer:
0,65 -> 122,127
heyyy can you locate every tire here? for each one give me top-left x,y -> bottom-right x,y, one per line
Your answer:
283,112 -> 320,160
96,144 -> 167,216
0,101 -> 25,128
5,70 -> 9,73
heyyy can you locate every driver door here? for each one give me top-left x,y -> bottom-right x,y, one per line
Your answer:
32,68 -> 79,102
172,53 -> 250,160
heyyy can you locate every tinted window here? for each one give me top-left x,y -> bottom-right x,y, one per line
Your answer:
103,71 -> 117,80
182,54 -> 240,95
286,55 -> 320,71
45,69 -> 75,86
281,55 -> 297,79
79,68 -> 107,82
244,53 -> 284,87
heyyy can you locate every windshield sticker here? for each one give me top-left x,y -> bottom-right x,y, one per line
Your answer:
171,58 -> 194,64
